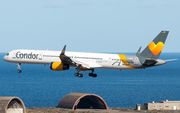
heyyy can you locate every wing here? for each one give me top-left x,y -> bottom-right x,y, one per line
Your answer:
59,45 -> 102,69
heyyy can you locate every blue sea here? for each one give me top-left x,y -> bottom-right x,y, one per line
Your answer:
0,53 -> 180,108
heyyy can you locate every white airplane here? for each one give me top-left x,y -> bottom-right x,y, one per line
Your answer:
3,31 -> 169,77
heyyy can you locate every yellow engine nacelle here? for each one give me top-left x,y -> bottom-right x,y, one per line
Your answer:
50,62 -> 69,71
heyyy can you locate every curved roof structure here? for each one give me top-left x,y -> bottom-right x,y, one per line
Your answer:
0,97 -> 26,113
57,93 -> 108,110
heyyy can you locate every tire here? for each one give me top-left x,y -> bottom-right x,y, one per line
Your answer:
75,73 -> 78,77
18,70 -> 22,73
89,73 -> 93,76
79,74 -> 83,77
92,74 -> 97,77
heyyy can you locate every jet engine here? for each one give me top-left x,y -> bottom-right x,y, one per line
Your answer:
50,62 -> 69,71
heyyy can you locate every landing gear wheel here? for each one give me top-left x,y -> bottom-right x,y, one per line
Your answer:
18,70 -> 22,73
89,72 -> 97,77
75,73 -> 83,77
75,73 -> 79,77
92,74 -> 97,77
78,74 -> 83,77
89,73 -> 93,77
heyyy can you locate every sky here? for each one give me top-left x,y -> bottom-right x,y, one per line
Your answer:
0,0 -> 180,53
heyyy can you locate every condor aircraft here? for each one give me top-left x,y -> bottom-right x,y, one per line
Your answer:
3,31 -> 169,77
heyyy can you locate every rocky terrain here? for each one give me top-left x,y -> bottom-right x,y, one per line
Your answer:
26,107 -> 180,113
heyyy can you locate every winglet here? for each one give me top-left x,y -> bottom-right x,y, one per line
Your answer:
61,45 -> 66,55
136,46 -> 142,55
59,45 -> 66,61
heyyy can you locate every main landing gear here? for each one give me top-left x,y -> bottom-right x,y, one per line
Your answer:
75,72 -> 97,78
75,68 -> 97,78
75,65 -> 83,77
89,69 -> 97,77
75,73 -> 83,77
17,63 -> 22,73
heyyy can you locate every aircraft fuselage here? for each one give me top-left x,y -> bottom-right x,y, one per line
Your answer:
3,49 -> 148,70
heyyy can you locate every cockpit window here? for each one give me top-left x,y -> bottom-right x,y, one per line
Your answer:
6,53 -> 9,56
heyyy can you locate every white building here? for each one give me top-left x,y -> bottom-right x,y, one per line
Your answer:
144,100 -> 180,110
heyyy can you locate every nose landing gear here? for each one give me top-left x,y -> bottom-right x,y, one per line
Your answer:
17,63 -> 22,73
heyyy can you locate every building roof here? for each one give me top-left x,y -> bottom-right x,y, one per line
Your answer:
0,97 -> 26,113
57,93 -> 108,110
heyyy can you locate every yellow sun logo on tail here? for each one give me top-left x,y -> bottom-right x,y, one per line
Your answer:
148,41 -> 164,55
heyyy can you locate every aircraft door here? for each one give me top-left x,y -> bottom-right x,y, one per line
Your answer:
12,51 -> 17,59
39,52 -> 43,60
108,57 -> 111,63
134,57 -> 139,65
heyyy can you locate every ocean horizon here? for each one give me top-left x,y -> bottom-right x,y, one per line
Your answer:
0,53 -> 180,108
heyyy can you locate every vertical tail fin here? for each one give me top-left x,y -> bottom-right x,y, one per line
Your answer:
138,31 -> 169,60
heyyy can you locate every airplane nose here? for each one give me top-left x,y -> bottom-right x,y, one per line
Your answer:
3,56 -> 7,61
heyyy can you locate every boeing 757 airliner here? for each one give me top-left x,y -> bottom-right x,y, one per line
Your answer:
3,31 -> 169,77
